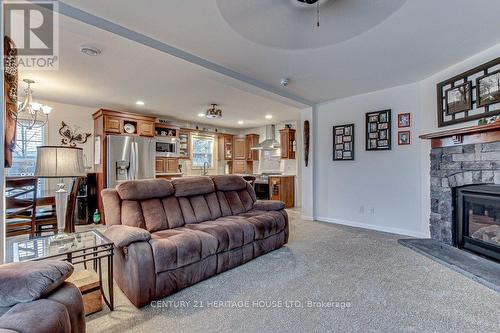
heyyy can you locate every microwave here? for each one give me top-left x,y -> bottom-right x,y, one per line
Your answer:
155,137 -> 180,157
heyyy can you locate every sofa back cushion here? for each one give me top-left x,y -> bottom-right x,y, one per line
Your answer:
211,176 -> 256,216
101,176 -> 257,231
172,177 -> 222,223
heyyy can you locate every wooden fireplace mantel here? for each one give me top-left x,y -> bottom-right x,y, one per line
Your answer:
419,122 -> 500,148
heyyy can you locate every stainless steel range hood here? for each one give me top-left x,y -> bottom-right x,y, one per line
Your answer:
251,125 -> 280,150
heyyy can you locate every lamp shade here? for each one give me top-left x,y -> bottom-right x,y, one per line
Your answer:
35,146 -> 86,178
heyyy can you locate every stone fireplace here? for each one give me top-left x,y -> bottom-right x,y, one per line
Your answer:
422,123 -> 500,260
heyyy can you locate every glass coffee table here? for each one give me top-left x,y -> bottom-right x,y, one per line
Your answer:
11,230 -> 114,311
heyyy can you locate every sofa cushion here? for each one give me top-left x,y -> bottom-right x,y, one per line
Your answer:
141,198 -> 168,232
0,261 -> 74,307
186,218 -> 254,252
116,178 -> 174,201
211,175 -> 247,191
0,299 -> 71,333
241,211 -> 287,240
150,228 -> 218,273
172,177 -> 214,197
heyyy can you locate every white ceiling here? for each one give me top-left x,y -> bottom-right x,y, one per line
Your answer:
19,14 -> 305,129
61,0 -> 500,103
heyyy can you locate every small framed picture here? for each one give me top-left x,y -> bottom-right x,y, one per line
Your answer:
398,131 -> 411,145
379,113 -> 388,123
476,69 -> 500,107
445,81 -> 472,114
368,114 -> 379,123
333,124 -> 354,160
379,130 -> 387,140
369,123 -> 377,132
369,132 -> 378,139
378,123 -> 388,130
378,140 -> 388,147
398,113 -> 411,128
370,139 -> 377,149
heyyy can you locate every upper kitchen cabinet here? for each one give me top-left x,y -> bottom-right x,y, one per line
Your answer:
246,134 -> 259,161
219,134 -> 234,160
94,109 -> 156,137
280,128 -> 296,159
178,129 -> 190,159
233,137 -> 246,160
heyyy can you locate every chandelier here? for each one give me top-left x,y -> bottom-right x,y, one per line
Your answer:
206,104 -> 222,119
15,79 -> 52,129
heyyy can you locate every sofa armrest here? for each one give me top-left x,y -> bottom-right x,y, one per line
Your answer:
253,200 -> 286,211
105,225 -> 151,248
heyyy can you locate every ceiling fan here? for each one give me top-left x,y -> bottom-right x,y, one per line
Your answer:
215,0 -> 407,50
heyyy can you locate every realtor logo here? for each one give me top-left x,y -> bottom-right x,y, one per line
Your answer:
3,0 -> 59,69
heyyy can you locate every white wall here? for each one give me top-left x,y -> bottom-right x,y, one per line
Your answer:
310,41 -> 500,238
314,83 -> 426,237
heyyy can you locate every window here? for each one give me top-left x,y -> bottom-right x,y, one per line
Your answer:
6,120 -> 46,177
191,135 -> 214,168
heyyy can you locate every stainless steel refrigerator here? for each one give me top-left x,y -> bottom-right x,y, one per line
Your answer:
106,135 -> 155,188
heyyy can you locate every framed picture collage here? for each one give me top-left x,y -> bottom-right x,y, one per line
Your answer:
365,109 -> 391,151
333,124 -> 354,160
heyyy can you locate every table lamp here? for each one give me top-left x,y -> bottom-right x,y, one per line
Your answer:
35,146 -> 86,236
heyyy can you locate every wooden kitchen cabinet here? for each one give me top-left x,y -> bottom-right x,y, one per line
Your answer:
246,134 -> 259,161
139,120 -> 155,136
104,116 -> 122,134
232,160 -> 248,174
155,157 -> 179,174
269,176 -> 295,208
219,134 -> 234,160
280,128 -> 296,159
178,129 -> 190,159
233,137 -> 246,160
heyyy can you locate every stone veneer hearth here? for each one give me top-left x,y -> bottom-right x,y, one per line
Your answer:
430,141 -> 500,244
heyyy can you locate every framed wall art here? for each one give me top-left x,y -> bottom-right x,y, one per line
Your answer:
366,109 -> 391,151
333,124 -> 354,160
397,113 -> 411,128
437,57 -> 500,127
476,69 -> 500,108
398,131 -> 411,145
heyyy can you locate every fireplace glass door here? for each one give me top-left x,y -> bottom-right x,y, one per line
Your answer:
457,185 -> 500,261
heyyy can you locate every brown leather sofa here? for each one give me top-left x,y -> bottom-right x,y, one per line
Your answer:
102,175 -> 289,307
0,282 -> 85,333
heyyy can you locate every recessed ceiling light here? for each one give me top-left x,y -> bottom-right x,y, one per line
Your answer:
135,100 -> 145,106
238,120 -> 244,125
198,113 -> 205,117
265,115 -> 273,119
80,45 -> 101,56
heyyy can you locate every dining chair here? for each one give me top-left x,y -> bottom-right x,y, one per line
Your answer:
243,175 -> 256,188
6,177 -> 38,238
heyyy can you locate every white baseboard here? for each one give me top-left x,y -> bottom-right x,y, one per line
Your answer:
301,215 -> 314,221
315,216 -> 428,238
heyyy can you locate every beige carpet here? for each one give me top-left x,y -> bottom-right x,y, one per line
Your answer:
78,209 -> 499,333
